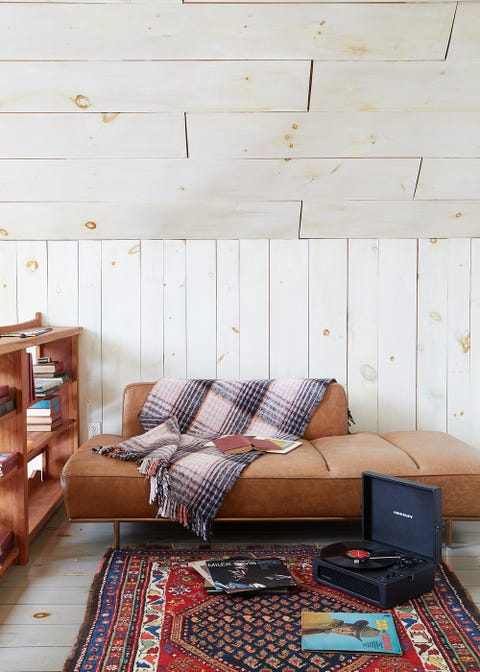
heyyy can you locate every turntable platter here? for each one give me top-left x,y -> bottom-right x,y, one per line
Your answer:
320,541 -> 399,570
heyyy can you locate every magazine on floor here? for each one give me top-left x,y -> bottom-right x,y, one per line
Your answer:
205,556 -> 299,594
301,611 -> 402,654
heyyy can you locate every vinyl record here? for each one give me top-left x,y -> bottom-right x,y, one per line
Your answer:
320,541 -> 397,570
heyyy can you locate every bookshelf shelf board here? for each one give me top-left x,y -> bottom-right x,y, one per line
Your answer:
28,480 -> 63,540
26,419 -> 75,458
0,409 -> 17,425
0,326 -> 82,355
0,467 -> 18,485
0,546 -> 20,578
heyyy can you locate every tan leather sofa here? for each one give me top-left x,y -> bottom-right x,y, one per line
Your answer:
61,381 -> 480,547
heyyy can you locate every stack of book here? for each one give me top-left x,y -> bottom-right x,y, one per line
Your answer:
0,385 -> 15,417
27,395 -> 62,432
0,529 -> 14,565
33,357 -> 64,377
0,452 -> 18,477
33,356 -> 68,398
190,554 -> 300,595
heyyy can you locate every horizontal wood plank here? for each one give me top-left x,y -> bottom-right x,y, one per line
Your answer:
311,61 -> 480,112
0,4 -> 454,60
0,61 -> 309,113
0,647 -> 72,672
0,202 -> 301,239
187,112 -> 480,158
300,201 -> 480,238
0,114 -> 185,158
0,158 -> 418,200
448,3 -> 480,60
185,0 -> 459,3
416,159 -> 480,199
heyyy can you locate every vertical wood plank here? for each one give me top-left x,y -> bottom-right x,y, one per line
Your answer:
239,240 -> 269,379
217,240 -> 240,379
447,239 -> 471,442
0,241 -> 17,324
16,242 -> 48,323
377,239 -> 417,433
347,239 -> 379,433
78,240 -> 102,443
140,240 -> 164,382
47,242 -> 78,326
163,240 -> 186,378
417,239 -> 448,432
470,239 -> 480,448
308,239 -> 347,383
186,240 -> 216,378
101,240 -> 141,434
269,240 -> 309,378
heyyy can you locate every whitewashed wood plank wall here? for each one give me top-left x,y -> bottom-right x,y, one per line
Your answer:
1,239 -> 480,450
0,1 -> 479,447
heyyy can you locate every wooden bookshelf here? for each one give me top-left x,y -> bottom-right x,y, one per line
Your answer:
0,313 -> 82,572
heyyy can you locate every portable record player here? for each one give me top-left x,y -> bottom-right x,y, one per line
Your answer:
313,472 -> 442,608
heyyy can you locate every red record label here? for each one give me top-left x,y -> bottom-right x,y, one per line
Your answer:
346,549 -> 370,559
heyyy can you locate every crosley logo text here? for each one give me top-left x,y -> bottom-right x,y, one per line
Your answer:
393,510 -> 414,519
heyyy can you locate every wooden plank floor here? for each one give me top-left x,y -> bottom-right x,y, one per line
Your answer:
0,506 -> 479,672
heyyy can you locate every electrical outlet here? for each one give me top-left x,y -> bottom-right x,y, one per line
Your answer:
88,422 -> 102,439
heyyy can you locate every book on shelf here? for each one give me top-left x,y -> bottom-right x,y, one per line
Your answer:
34,386 -> 61,398
34,374 -> 70,398
27,395 -> 61,417
0,398 -> 15,417
34,372 -> 71,386
34,378 -> 60,392
0,529 -> 14,564
27,352 -> 35,404
0,383 -> 11,406
205,556 -> 299,594
33,360 -> 64,375
27,417 -> 63,433
301,611 -> 402,655
206,434 -> 302,455
0,327 -> 53,338
27,412 -> 62,425
0,453 -> 18,477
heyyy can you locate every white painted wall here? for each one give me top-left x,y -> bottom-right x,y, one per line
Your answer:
0,1 -> 479,445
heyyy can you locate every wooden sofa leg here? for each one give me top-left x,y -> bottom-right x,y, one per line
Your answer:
445,519 -> 453,548
114,521 -> 120,548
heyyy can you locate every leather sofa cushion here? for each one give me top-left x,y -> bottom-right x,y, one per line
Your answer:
62,429 -> 480,521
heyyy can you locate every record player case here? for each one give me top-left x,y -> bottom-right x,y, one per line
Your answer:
313,472 -> 442,608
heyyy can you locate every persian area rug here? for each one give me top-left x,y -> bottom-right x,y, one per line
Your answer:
63,546 -> 480,672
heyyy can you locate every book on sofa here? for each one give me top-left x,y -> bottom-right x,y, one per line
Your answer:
207,434 -> 301,455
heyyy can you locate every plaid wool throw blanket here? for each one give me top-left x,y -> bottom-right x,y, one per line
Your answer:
95,378 -> 334,540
